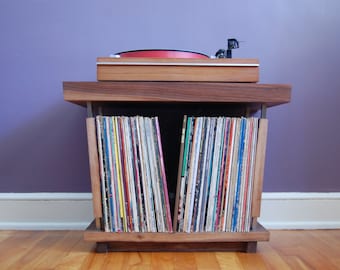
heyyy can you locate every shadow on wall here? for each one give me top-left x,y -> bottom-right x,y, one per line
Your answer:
0,102 -> 90,192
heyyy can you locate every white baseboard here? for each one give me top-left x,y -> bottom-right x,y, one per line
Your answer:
0,193 -> 93,230
259,192 -> 340,229
0,192 -> 339,230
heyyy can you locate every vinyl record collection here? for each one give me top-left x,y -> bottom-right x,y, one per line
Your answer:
95,115 -> 172,232
96,114 -> 260,234
176,116 -> 259,233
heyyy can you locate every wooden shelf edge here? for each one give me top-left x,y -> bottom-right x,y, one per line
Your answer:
63,81 -> 291,108
84,220 -> 269,243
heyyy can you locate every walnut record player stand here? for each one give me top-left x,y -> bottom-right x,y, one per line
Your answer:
63,67 -> 291,253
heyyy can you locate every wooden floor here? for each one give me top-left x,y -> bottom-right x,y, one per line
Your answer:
0,230 -> 339,269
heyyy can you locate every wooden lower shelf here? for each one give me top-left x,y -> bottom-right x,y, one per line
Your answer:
84,220 -> 269,253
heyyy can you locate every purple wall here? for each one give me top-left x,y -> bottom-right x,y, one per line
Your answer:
1,0 -> 340,192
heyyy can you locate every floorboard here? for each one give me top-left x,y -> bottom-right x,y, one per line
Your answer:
0,230 -> 339,270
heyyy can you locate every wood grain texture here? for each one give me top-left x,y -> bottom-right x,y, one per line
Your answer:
1,230 -> 340,270
97,65 -> 259,83
96,57 -> 259,82
86,118 -> 102,227
83,221 -> 268,252
63,82 -> 291,109
251,119 -> 268,219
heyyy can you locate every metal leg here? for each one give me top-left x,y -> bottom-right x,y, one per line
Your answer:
87,102 -> 93,117
261,104 -> 267,118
